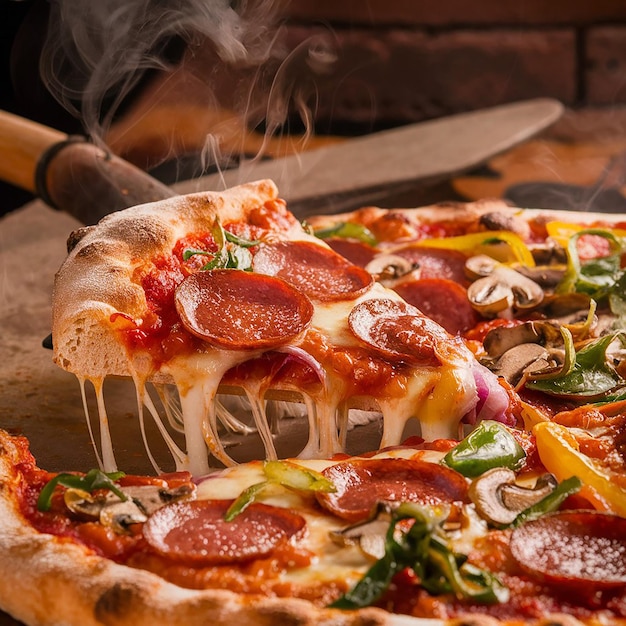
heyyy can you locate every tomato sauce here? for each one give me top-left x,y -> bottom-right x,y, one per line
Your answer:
125,542 -> 332,603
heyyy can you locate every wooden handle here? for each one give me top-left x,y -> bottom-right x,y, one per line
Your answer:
0,110 -> 67,193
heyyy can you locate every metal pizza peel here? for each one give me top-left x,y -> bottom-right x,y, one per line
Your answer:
174,98 -> 564,217
0,98 -> 562,225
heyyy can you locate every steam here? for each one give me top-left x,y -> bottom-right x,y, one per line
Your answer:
39,0 -> 339,175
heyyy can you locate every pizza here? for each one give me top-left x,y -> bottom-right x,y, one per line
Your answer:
1,179 -> 626,625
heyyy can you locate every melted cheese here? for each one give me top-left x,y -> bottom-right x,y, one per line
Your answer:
80,274 -> 479,475
195,459 -> 370,585
194,453 -> 483,592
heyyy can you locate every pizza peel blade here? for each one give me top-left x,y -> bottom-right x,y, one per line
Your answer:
174,98 -> 563,217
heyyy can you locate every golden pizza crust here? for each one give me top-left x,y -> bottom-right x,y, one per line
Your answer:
305,198 -> 626,238
52,179 -> 313,380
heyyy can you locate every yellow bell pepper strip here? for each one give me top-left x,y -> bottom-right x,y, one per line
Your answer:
519,401 -> 550,431
533,421 -> 626,518
545,220 -> 626,249
414,231 -> 535,267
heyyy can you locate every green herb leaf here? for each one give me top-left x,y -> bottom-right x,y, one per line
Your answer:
314,222 -> 377,246
184,218 -> 258,271
200,249 -> 228,270
226,246 -> 254,270
182,248 -> 211,261
442,421 -> 526,478
330,502 -> 507,609
37,469 -> 127,512
224,230 -> 262,248
511,476 -> 582,528
527,332 -> 625,399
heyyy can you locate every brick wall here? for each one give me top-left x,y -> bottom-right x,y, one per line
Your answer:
279,0 -> 626,131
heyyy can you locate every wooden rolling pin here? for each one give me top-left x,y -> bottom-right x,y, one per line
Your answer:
0,110 -> 175,224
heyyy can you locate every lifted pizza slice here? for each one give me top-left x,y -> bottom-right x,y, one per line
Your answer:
52,180 -> 511,476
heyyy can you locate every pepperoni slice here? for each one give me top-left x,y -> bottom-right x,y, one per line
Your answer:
392,245 -> 470,284
393,279 -> 480,335
316,458 -> 469,522
143,499 -> 306,565
510,511 -> 626,589
175,269 -> 313,350
252,240 -> 373,302
348,298 -> 448,365
324,238 -> 378,268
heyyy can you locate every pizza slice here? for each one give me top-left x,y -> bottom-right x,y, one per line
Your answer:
51,180 -> 511,477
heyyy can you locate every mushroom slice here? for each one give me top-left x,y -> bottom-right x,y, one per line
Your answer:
467,274 -> 514,315
483,322 -> 545,359
100,499 -> 149,533
330,503 -> 393,560
63,488 -> 103,519
527,240 -> 568,266
63,484 -> 195,533
540,294 -> 597,339
513,264 -> 566,288
467,266 -> 544,316
479,212 -> 531,240
365,254 -> 417,284
486,343 -> 552,387
465,254 -> 500,281
499,474 -> 558,512
331,517 -> 390,561
122,484 -> 196,515
482,322 -> 574,388
469,468 -> 558,526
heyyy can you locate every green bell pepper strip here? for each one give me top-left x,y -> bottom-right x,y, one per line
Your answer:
37,469 -> 127,512
314,222 -> 378,246
330,502 -> 508,610
225,460 -> 335,521
511,476 -> 582,528
442,420 -> 526,478
557,228 -> 626,300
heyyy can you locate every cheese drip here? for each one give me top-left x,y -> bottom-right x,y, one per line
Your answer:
79,348 -> 478,476
76,279 -> 483,475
